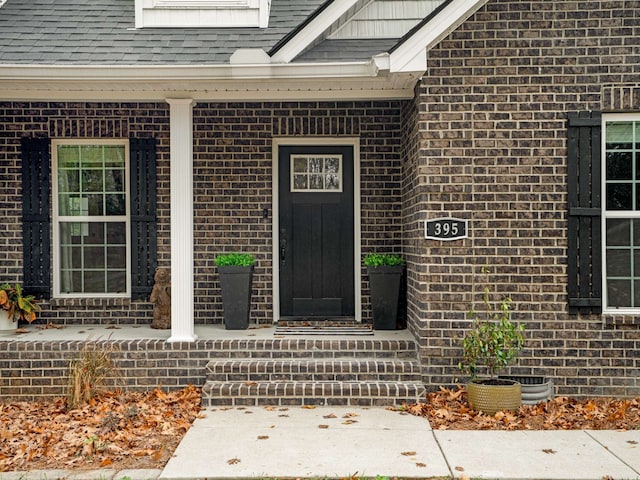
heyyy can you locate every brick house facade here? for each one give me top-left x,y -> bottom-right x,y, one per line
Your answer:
403,1 -> 640,397
1,0 -> 639,399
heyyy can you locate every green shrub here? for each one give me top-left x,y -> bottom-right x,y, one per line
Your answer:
458,287 -> 525,379
363,253 -> 404,267
215,252 -> 255,267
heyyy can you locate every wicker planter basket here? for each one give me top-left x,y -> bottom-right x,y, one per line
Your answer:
467,379 -> 522,415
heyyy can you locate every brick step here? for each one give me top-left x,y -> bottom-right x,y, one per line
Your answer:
204,337 -> 419,360
205,358 -> 422,382
202,380 -> 425,407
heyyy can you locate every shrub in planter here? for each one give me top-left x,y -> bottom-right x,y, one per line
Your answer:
215,253 -> 255,330
459,284 -> 526,414
364,253 -> 404,330
0,283 -> 41,330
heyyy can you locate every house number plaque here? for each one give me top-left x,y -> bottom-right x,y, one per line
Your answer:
425,217 -> 468,241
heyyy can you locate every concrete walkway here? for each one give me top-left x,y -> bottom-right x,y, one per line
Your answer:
2,405 -> 639,480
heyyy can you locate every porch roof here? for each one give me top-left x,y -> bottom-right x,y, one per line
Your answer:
0,0 -> 326,65
0,0 -> 489,101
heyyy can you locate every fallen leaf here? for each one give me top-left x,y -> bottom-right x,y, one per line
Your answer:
627,440 -> 638,445
245,381 -> 257,386
455,466 -> 465,471
302,405 -> 316,410
323,413 -> 337,419
318,424 -> 329,429
257,435 -> 269,440
227,458 -> 241,465
342,412 -> 359,418
416,462 -> 426,468
342,419 -> 358,425
38,323 -> 64,329
401,451 -> 417,456
100,457 -> 113,467
542,449 -> 557,454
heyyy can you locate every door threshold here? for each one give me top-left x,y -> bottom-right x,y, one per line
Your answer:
278,317 -> 359,327
274,323 -> 373,336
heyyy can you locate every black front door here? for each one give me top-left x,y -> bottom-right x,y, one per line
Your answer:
278,145 -> 355,318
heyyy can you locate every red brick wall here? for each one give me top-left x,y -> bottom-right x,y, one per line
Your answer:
405,0 -> 640,396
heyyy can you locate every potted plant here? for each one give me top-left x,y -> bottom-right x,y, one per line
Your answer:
458,286 -> 525,415
364,253 -> 404,330
215,253 -> 255,330
0,283 -> 42,331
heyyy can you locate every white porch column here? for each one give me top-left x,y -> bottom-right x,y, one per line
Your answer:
166,98 -> 198,342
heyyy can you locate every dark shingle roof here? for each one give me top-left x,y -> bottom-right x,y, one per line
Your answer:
293,38 -> 398,62
0,0 -> 326,65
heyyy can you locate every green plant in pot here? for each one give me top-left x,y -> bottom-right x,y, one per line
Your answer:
215,253 -> 255,330
364,253 -> 404,330
459,286 -> 525,415
0,283 -> 41,330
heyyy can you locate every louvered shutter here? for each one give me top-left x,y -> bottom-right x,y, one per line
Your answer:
130,138 -> 158,300
21,137 -> 51,299
567,112 -> 602,314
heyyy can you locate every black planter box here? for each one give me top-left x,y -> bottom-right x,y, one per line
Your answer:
367,265 -> 403,330
218,265 -> 254,330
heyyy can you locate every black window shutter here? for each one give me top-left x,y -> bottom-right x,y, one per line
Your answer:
130,138 -> 158,300
567,111 -> 602,314
21,137 -> 51,299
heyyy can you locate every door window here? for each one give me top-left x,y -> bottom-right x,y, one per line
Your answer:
290,155 -> 342,192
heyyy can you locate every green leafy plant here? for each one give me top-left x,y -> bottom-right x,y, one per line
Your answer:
0,283 -> 42,323
458,287 -> 525,380
215,252 -> 255,267
363,253 -> 404,267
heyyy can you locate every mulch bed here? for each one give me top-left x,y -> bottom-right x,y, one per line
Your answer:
404,386 -> 640,431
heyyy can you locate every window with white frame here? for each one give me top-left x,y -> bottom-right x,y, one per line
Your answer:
603,115 -> 640,309
52,140 -> 130,296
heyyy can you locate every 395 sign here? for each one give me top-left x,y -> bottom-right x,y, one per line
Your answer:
424,217 -> 468,241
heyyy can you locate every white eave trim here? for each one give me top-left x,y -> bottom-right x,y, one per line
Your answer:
388,0 -> 489,73
0,61 -> 422,101
0,61 -> 378,81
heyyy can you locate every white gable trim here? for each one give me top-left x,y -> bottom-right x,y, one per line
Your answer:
269,0 -> 361,64
387,0 -> 488,73
270,0 -> 488,75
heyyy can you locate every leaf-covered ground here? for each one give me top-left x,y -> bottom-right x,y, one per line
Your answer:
2,385 -> 640,473
0,386 -> 202,472
405,386 -> 640,431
